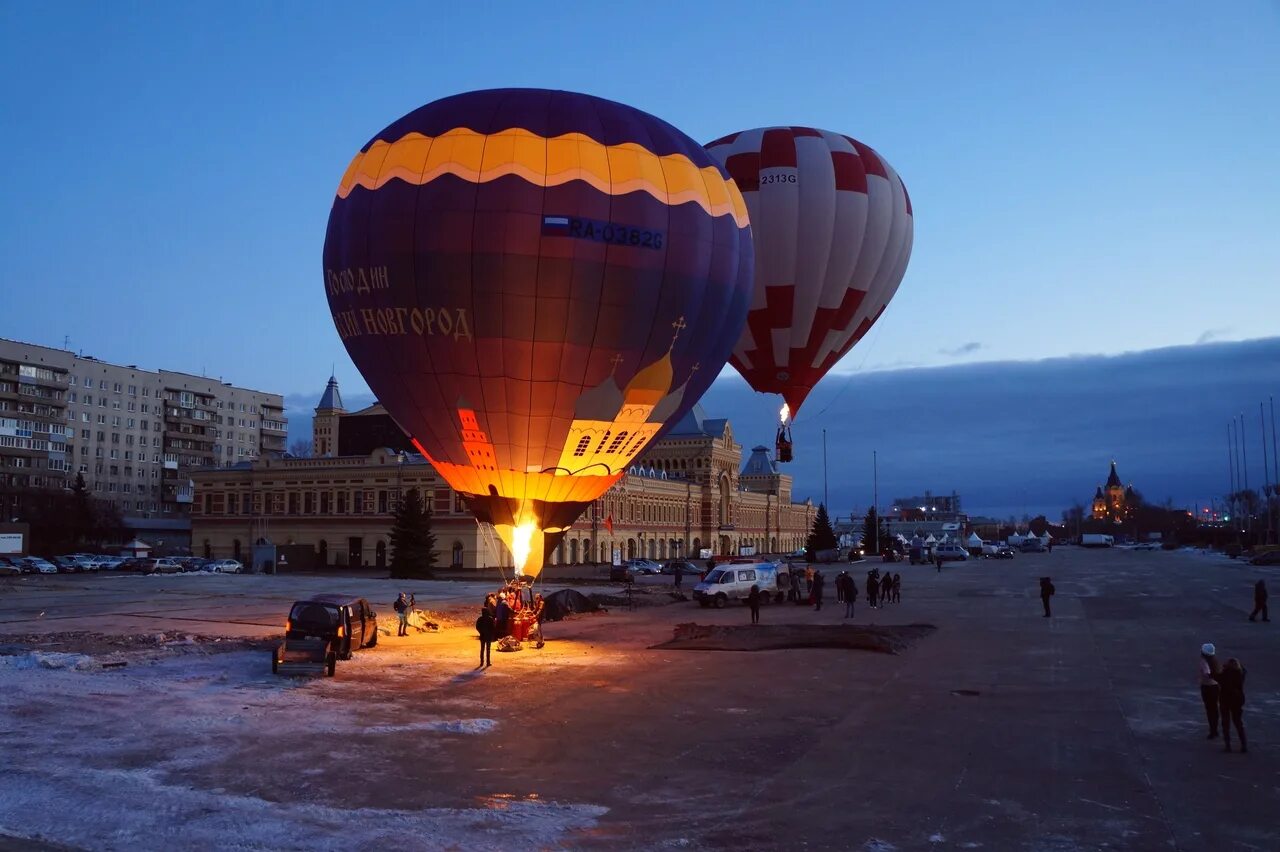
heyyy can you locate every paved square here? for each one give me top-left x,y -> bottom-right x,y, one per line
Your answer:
0,547 -> 1275,850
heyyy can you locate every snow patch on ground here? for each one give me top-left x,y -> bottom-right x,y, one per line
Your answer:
0,651 -> 98,671
0,764 -> 606,851
364,718 -> 497,735
0,647 -> 603,848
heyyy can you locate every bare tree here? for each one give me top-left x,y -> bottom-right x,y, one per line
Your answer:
288,439 -> 313,458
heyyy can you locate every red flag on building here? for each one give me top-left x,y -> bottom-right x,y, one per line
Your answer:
604,515 -> 614,534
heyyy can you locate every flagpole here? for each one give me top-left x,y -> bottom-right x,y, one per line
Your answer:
823,428 -> 829,509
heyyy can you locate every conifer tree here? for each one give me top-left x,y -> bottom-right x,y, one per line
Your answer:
863,506 -> 890,555
805,503 -> 838,559
389,487 -> 437,579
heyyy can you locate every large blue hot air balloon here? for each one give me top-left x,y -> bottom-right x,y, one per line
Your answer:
323,89 -> 753,576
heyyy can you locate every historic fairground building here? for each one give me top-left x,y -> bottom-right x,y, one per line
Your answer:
189,378 -> 814,571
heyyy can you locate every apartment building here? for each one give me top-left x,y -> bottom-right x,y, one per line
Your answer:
0,338 -> 286,546
0,340 -> 72,517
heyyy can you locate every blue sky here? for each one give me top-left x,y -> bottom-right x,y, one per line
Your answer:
2,3 -> 1277,513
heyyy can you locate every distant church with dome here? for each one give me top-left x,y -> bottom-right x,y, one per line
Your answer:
1090,461 -> 1135,523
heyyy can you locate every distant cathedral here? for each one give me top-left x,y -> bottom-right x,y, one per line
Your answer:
1091,461 -> 1135,523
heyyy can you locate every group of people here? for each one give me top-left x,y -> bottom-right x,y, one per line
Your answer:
1198,642 -> 1249,753
391,591 -> 417,636
475,582 -> 546,667
828,567 -> 903,619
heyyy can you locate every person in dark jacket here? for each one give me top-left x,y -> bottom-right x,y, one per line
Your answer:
747,584 -> 761,624
812,571 -> 825,611
1039,577 -> 1055,617
866,571 -> 879,609
475,607 -> 496,667
1216,657 -> 1248,753
393,592 -> 408,636
1199,643 -> 1221,739
494,594 -> 512,638
891,573 -> 902,604
836,571 -> 847,604
844,575 -> 858,619
1249,580 -> 1269,622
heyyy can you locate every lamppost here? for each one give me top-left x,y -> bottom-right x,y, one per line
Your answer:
684,475 -> 692,559
394,451 -> 406,511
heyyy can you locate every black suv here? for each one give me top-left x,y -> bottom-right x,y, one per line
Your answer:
286,595 -> 378,660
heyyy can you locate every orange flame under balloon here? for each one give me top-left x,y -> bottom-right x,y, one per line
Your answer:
780,402 -> 790,425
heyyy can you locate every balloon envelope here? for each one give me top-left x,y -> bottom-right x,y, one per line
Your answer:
324,89 -> 753,576
706,127 -> 913,415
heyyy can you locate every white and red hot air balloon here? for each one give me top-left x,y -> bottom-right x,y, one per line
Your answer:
706,127 -> 913,460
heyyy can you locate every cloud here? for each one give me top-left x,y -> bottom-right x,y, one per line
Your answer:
939,342 -> 983,357
698,336 -> 1280,519
1195,328 -> 1231,345
276,336 -> 1280,522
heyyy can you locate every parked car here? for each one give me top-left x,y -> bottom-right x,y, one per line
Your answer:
0,557 -> 21,576
1250,550 -> 1280,566
623,559 -> 661,575
935,543 -> 969,562
986,544 -> 1015,559
116,557 -> 148,572
205,559 -> 243,574
1132,542 -> 1159,552
285,595 -> 378,661
53,556 -> 86,573
139,558 -> 182,574
1020,538 -> 1046,553
693,562 -> 788,607
659,560 -> 699,577
21,557 -> 58,574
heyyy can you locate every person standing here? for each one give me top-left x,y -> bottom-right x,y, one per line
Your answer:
748,584 -> 761,624
935,551 -> 943,573
867,571 -> 879,609
1217,657 -> 1248,753
836,570 -> 847,604
495,593 -> 512,638
812,571 -> 825,611
475,606 -> 495,668
1039,577 -> 1055,617
674,561 -> 684,589
1199,643 -> 1221,739
892,573 -> 902,604
393,592 -> 408,637
789,570 -> 801,604
844,575 -> 858,619
1249,580 -> 1269,622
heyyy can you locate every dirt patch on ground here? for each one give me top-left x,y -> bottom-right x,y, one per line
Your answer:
652,622 -> 937,654
588,589 -> 688,608
0,630 -> 274,658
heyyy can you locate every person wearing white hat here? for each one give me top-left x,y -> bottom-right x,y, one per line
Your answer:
1199,643 -> 1222,739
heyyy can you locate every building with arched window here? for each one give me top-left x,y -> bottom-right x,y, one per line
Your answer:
190,382 -> 814,570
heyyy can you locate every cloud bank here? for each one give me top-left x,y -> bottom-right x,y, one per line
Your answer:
285,337 -> 1280,522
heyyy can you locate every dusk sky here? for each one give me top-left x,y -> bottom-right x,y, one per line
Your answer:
2,3 -> 1277,516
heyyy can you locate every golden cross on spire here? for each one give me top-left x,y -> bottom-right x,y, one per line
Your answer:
669,316 -> 687,350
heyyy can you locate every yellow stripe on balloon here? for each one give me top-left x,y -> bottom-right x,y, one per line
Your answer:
337,128 -> 749,228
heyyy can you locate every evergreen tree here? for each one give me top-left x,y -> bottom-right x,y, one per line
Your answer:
862,506 -> 890,555
805,503 -> 838,560
389,487 -> 437,579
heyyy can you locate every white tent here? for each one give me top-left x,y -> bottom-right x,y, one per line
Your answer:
924,534 -> 937,545
119,539 -> 151,557
966,532 -> 984,548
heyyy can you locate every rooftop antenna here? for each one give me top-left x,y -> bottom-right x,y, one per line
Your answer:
63,335 -> 71,351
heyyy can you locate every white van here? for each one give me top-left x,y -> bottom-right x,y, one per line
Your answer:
693,562 -> 786,608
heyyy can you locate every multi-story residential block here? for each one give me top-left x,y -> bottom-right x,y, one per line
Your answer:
0,338 -> 286,549
0,340 -> 72,517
